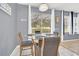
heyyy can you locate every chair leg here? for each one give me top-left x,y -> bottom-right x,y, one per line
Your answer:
31,46 -> 33,56
20,46 -> 22,56
35,44 -> 40,56
35,45 -> 38,56
31,45 -> 35,56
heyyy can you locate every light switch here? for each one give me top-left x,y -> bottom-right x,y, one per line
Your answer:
21,19 -> 26,22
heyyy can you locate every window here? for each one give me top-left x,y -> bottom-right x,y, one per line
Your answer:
31,7 -> 51,34
73,13 -> 79,34
0,3 -> 11,15
63,11 -> 70,34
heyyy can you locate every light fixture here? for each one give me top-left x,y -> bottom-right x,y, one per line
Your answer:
39,3 -> 48,12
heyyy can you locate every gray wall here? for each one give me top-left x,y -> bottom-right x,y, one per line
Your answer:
16,4 -> 28,40
0,3 -> 18,56
0,4 -> 28,56
64,34 -> 79,40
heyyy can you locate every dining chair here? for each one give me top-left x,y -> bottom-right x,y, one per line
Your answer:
35,36 -> 45,56
17,32 -> 35,56
43,37 -> 60,56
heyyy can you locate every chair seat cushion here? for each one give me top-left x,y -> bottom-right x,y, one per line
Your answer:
22,41 -> 32,46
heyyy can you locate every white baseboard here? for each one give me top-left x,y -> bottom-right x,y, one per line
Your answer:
10,45 -> 20,56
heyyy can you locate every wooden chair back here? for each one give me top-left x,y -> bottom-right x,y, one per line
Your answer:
17,32 -> 24,44
43,37 -> 60,56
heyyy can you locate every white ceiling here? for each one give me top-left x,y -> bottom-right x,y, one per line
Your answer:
20,3 -> 79,12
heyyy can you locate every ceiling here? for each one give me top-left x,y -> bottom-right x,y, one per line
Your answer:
19,3 -> 79,12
